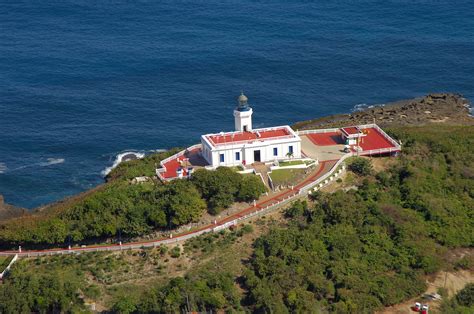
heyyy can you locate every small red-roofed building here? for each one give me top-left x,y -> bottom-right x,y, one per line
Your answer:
340,126 -> 366,145
201,93 -> 301,167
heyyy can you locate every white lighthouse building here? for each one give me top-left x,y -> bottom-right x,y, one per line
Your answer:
200,93 -> 301,167
233,93 -> 253,132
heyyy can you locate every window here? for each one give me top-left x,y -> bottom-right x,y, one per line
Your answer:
288,145 -> 294,154
220,154 -> 225,163
235,152 -> 240,161
273,147 -> 278,156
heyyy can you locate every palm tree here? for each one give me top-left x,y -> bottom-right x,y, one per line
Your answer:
286,151 -> 294,160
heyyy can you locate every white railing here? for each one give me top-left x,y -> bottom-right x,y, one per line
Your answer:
299,124 -> 401,151
299,152 -> 351,194
210,134 -> 296,147
0,125 -> 401,257
298,128 -> 340,135
358,123 -> 401,149
206,125 -> 297,147
156,144 -> 203,181
0,254 -> 18,279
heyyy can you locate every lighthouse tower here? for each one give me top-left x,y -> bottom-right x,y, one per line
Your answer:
234,92 -> 253,132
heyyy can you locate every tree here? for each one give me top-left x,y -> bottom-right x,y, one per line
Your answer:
191,167 -> 243,214
456,283 -> 474,307
348,157 -> 373,176
112,296 -> 137,314
238,175 -> 266,202
154,180 -> 206,228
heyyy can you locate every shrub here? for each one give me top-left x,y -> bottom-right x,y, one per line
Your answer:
456,283 -> 474,307
454,256 -> 473,270
170,246 -> 181,258
240,224 -> 254,235
348,157 -> 373,176
83,284 -> 101,299
238,175 -> 267,202
112,296 -> 137,314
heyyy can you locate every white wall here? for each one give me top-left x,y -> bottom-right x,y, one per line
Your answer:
233,109 -> 253,132
209,138 -> 301,167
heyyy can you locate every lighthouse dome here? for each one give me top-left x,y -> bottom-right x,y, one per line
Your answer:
238,93 -> 248,103
236,92 -> 251,112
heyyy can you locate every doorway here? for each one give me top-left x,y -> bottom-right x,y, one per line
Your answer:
253,150 -> 261,162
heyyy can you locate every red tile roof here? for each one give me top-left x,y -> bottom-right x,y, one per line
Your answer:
358,127 -> 397,151
207,128 -> 293,146
161,147 -> 202,179
305,132 -> 344,146
341,126 -> 361,136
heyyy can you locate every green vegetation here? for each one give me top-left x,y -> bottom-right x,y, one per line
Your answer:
170,246 -> 181,258
278,160 -> 315,167
191,167 -> 266,214
0,256 -> 12,269
347,157 -> 373,176
105,148 -> 182,181
0,180 -> 205,245
0,155 -> 265,247
0,262 -> 85,313
455,255 -> 473,271
243,125 -> 474,313
0,124 -> 472,313
238,175 -> 267,202
270,168 -> 306,186
279,160 -> 304,166
439,283 -> 474,313
136,272 -> 241,313
229,165 -> 245,171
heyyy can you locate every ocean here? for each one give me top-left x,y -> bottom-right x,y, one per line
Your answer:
1,1 -> 473,209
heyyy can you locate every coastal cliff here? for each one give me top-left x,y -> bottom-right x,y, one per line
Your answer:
0,195 -> 26,221
293,93 -> 472,130
1,93 -> 472,224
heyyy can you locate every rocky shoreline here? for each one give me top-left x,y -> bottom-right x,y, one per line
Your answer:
1,93 -> 472,222
293,93 -> 472,130
0,195 -> 26,221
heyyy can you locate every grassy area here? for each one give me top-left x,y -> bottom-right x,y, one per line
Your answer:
0,256 -> 12,269
278,160 -> 304,166
278,160 -> 316,167
1,124 -> 473,313
1,224 -> 262,311
228,165 -> 244,172
269,168 -> 306,186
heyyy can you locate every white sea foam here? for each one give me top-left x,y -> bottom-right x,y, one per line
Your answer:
39,158 -> 65,166
5,158 -> 65,172
101,151 -> 146,177
0,162 -> 6,174
351,103 -> 385,113
463,102 -> 473,117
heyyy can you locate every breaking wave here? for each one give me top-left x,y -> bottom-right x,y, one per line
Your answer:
463,102 -> 473,117
0,163 -> 6,174
4,158 -> 65,173
351,103 -> 385,113
101,151 -> 146,177
39,158 -> 65,166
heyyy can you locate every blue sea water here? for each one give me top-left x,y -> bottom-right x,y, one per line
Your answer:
1,1 -> 473,209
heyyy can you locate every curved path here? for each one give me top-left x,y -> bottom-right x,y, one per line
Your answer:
0,160 -> 337,257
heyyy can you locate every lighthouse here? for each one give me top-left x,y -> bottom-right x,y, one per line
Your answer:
234,92 -> 253,132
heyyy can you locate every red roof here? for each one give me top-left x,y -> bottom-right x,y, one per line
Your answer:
305,132 -> 344,146
341,127 -> 361,136
358,127 -> 398,151
303,127 -> 399,152
160,147 -> 203,179
207,128 -> 293,146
